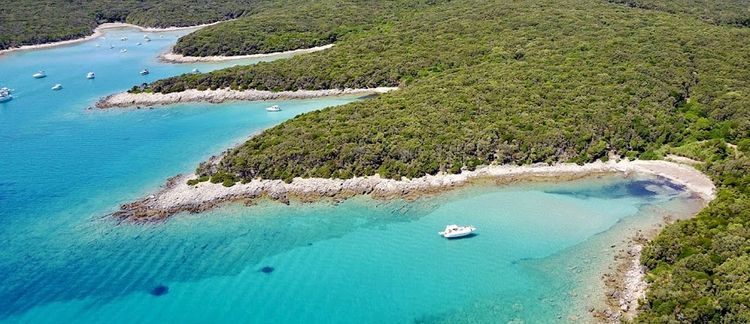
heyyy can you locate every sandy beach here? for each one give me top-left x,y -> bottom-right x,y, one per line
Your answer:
159,44 -> 335,63
95,87 -> 399,108
113,159 -> 716,222
0,21 -> 224,57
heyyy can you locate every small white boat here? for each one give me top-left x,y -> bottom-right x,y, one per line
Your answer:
140,69 -> 150,75
136,42 -> 142,46
120,48 -> 128,53
145,38 -> 151,42
32,71 -> 46,79
86,72 -> 95,79
265,105 -> 281,112
120,36 -> 128,41
192,68 -> 200,73
438,224 -> 477,238
110,44 -> 115,49
51,84 -> 63,91
0,87 -> 12,103
95,44 -> 100,47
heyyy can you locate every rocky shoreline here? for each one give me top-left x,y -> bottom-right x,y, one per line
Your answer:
95,87 -> 399,108
596,233 -> 650,322
159,44 -> 335,63
111,159 -> 715,223
595,214 -> 683,323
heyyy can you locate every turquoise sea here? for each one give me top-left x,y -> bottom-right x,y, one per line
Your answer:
0,27 -> 705,323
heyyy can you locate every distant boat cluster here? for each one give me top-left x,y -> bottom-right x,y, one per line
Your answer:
18,66 -> 152,95
2,33 -> 199,102
95,34 -> 151,55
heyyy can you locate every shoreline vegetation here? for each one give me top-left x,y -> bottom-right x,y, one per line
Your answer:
159,44 -> 334,63
4,0 -> 745,320
112,159 -> 715,222
0,22 -> 222,57
94,87 -> 398,108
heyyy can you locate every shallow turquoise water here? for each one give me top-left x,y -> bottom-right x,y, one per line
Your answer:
0,28 -> 704,323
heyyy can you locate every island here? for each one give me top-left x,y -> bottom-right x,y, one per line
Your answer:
11,0 -> 750,321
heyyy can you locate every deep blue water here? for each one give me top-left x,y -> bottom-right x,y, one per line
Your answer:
0,27 -> 704,323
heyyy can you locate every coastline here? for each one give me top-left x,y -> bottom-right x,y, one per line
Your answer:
0,21 -> 225,57
159,44 -> 335,63
112,159 -> 715,222
95,87 -> 399,108
598,232 -> 652,322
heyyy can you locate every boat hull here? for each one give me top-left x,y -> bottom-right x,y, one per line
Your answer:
438,226 -> 477,238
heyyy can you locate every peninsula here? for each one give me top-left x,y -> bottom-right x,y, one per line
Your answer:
10,0 -> 748,321
119,0 -> 750,321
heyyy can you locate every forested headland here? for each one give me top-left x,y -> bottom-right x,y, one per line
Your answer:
5,0 -> 747,320
133,0 -> 750,321
171,0 -> 409,56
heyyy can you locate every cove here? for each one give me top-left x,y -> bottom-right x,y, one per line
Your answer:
0,27 -> 706,323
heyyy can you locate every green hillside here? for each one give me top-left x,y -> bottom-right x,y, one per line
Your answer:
137,0 -> 750,321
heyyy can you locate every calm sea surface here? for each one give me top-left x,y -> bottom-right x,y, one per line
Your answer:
0,27 -> 703,323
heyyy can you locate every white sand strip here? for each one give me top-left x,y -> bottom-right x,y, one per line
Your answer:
96,87 -> 399,108
160,44 -> 335,63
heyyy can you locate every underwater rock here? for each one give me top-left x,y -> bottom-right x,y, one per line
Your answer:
150,285 -> 169,296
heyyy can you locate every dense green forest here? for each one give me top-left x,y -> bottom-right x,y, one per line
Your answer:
172,0 -> 414,56
0,0 -> 253,50
608,0 -> 750,27
134,0 -> 750,321
640,145 -> 750,322
172,0 -> 750,57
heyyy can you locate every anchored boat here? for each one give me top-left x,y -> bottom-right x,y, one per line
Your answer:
438,224 -> 477,238
0,87 -> 12,103
51,84 -> 63,91
32,71 -> 46,79
86,72 -> 95,79
265,105 -> 281,112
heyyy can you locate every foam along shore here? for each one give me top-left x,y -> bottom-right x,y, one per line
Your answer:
113,159 -> 716,222
160,44 -> 335,63
95,87 -> 399,108
0,21 -> 224,56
